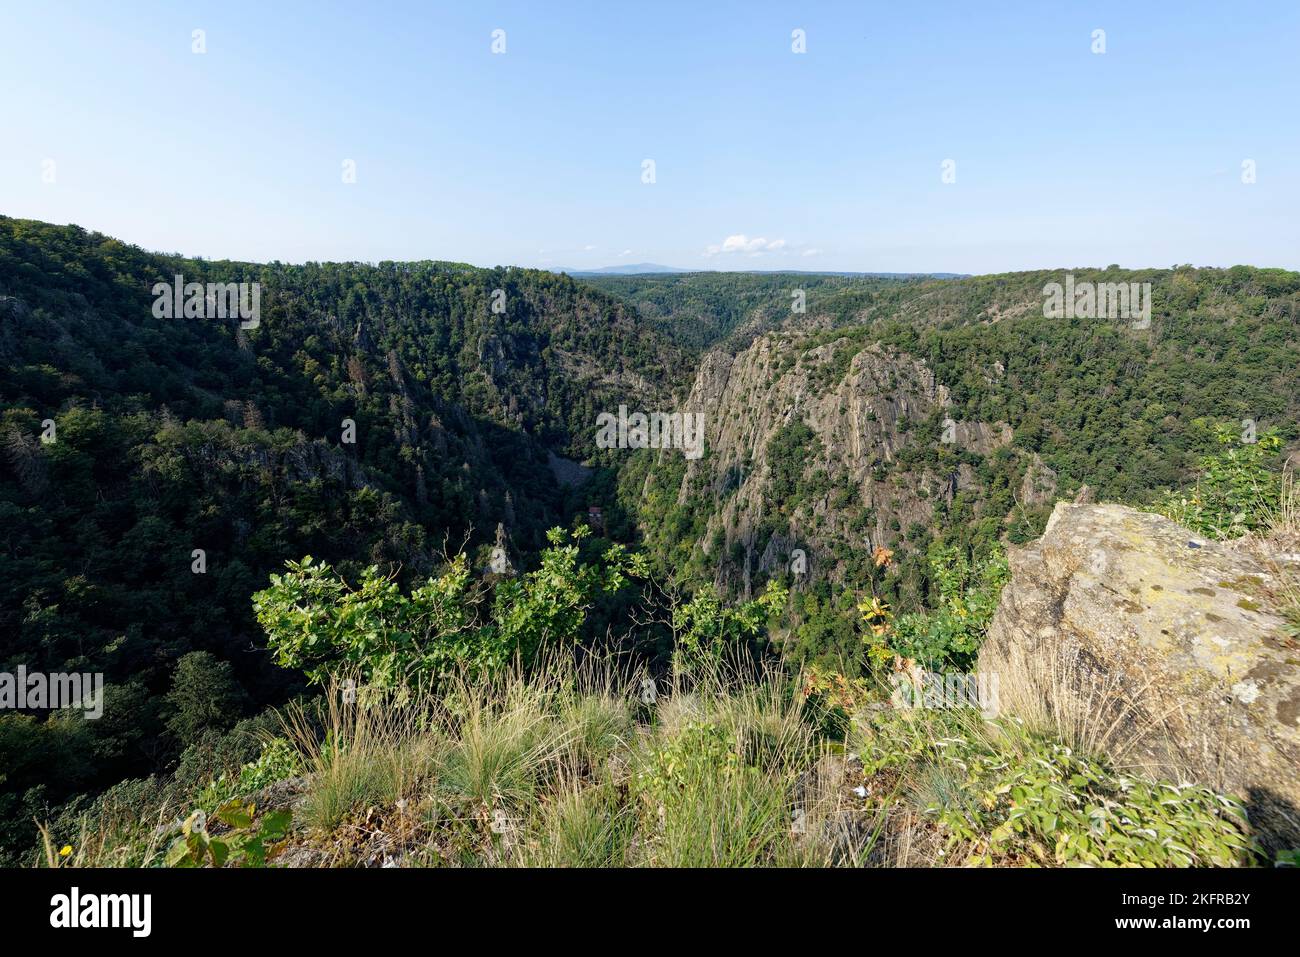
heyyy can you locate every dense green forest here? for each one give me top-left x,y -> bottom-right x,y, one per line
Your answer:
3,216 -> 1299,863
581,271 -> 916,351
597,266 -> 1300,691
0,217 -> 682,858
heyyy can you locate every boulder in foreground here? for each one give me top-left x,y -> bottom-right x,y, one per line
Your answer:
980,503 -> 1300,851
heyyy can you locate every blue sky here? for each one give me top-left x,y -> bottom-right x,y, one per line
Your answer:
2,1 -> 1297,273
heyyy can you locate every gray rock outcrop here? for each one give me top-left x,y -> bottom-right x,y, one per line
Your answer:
980,502 -> 1300,850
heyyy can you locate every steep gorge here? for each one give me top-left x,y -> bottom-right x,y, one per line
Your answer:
673,333 -> 1015,593
615,265 -> 1300,621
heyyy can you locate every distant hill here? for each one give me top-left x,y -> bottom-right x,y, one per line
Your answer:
558,263 -> 969,279
561,263 -> 690,275
576,271 -> 927,351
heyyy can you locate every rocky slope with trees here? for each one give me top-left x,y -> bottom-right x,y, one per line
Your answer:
3,216 -> 1299,865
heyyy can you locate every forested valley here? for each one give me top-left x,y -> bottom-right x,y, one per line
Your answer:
3,215 -> 1299,866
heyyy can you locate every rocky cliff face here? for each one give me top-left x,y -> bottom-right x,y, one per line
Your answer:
673,332 -> 1012,592
980,503 -> 1300,850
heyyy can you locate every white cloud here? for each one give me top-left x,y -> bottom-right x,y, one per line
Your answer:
704,233 -> 788,257
618,249 -> 632,257
801,247 -> 821,257
582,244 -> 596,251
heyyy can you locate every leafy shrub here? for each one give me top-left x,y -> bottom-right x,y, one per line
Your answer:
165,801 -> 292,868
936,739 -> 1256,867
1153,425 -> 1283,539
254,554 -> 493,688
672,580 -> 787,670
490,527 -> 647,667
635,721 -> 742,801
852,710 -> 1258,867
194,737 -> 303,810
850,709 -> 959,778
173,712 -> 283,796
878,544 -> 1008,670
253,526 -> 645,690
800,666 -> 870,739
